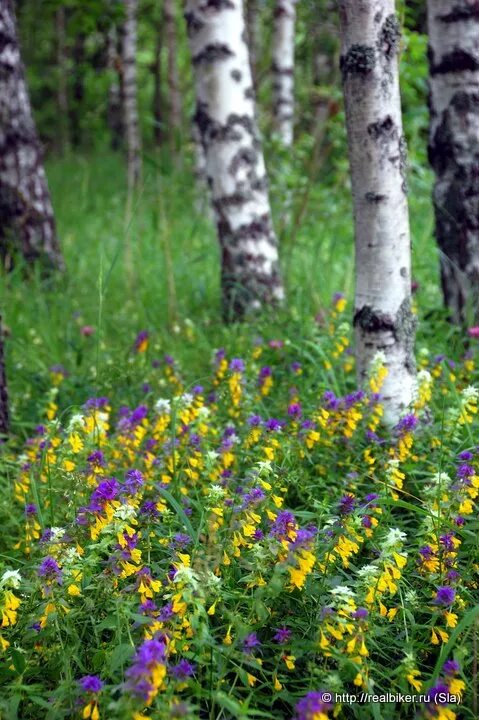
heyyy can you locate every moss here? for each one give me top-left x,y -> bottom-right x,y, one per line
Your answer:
340,44 -> 376,78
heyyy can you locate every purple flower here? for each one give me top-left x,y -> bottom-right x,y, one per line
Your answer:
242,487 -> 266,507
123,469 -> 144,494
443,660 -> 460,676
273,626 -> 291,644
434,586 -> 456,606
396,414 -> 418,433
170,659 -> 195,679
24,503 -> 37,516
457,463 -> 474,480
134,330 -> 149,351
89,478 -> 119,511
338,494 -> 356,515
428,683 -> 450,705
288,402 -> 302,418
170,533 -> 192,551
140,500 -> 159,518
38,556 -> 62,584
265,418 -> 283,432
352,607 -> 369,620
294,691 -> 333,720
79,675 -> 103,693
87,450 -> 105,466
230,358 -> 245,373
270,510 -> 296,539
458,450 -> 473,461
242,632 -> 261,654
247,414 -> 263,427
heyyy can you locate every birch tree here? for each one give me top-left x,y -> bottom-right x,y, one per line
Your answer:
122,0 -> 142,192
152,18 -> 164,146
106,25 -> 123,150
272,0 -> 296,146
185,0 -> 284,320
0,0 -> 63,270
245,0 -> 260,88
339,0 -> 416,424
427,0 -> 479,324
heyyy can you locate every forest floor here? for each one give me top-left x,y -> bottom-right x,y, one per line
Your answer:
0,153 -> 478,720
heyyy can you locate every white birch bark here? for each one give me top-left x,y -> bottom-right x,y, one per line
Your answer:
185,0 -> 284,320
245,0 -> 260,88
272,0 -> 296,146
339,0 -> 416,424
427,0 -> 479,324
0,0 -> 63,270
122,0 -> 142,191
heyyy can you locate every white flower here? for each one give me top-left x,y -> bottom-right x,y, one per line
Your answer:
207,485 -> 226,503
256,460 -> 273,476
114,505 -> 137,521
462,386 -> 478,402
330,585 -> 356,599
68,413 -> 85,430
173,566 -> 200,589
178,393 -> 193,407
197,406 -> 210,419
62,547 -> 82,564
0,569 -> 22,589
357,564 -> 380,579
417,369 -> 432,384
155,398 -> 171,415
429,472 -> 451,486
382,528 -> 407,549
49,527 -> 66,541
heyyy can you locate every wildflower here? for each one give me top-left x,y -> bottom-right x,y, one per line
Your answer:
170,659 -> 195,680
134,330 -> 149,353
38,557 -> 62,588
273,626 -> 291,644
434,587 -> 456,606
294,690 -> 334,720
242,632 -> 261,654
79,675 -> 103,720
125,639 -> 167,704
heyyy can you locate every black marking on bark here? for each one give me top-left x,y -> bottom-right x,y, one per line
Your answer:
438,4 -> 479,23
367,115 -> 394,139
244,86 -> 254,100
193,43 -> 234,66
340,45 -> 376,78
379,14 -> 401,58
203,0 -> 235,8
431,49 -> 479,75
399,135 -> 408,194
184,12 -> 204,37
272,62 -> 294,76
195,104 -> 255,143
231,69 -> 242,82
400,266 -> 407,278
213,192 -> 249,209
228,146 -> 256,175
365,192 -> 387,203
354,306 -> 395,333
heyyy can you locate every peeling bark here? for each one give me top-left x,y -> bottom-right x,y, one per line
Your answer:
427,0 -> 479,324
0,317 -> 7,437
272,0 -> 296,146
0,0 -> 63,270
339,0 -> 416,424
185,0 -> 284,320
121,0 -> 142,190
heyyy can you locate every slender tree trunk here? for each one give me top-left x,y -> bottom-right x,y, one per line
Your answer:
0,318 -> 7,438
245,0 -> 260,89
272,0 -> 296,146
69,33 -> 85,148
164,0 -> 182,149
312,5 -> 338,129
427,0 -> 479,324
122,0 -> 142,192
339,0 -> 416,424
0,0 -> 63,270
106,26 -> 123,150
152,18 -> 164,146
55,7 -> 69,154
185,0 -> 285,320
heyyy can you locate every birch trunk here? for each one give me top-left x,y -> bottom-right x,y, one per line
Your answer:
106,26 -> 123,151
122,0 -> 142,191
0,0 -> 63,270
185,0 -> 284,320
272,0 -> 296,146
164,0 -> 182,149
0,318 -> 8,437
339,0 -> 416,424
427,0 -> 479,324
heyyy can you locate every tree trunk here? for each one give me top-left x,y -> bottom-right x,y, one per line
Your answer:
164,0 -> 182,150
272,0 -> 296,146
427,0 -> 479,325
152,18 -> 164,146
339,0 -> 416,424
55,6 -> 69,154
0,0 -> 63,270
69,33 -> 85,148
106,26 -> 123,150
0,318 -> 7,438
185,0 -> 285,320
122,0 -> 142,192
245,0 -> 260,89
